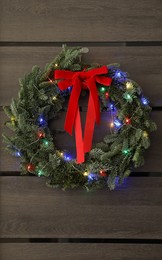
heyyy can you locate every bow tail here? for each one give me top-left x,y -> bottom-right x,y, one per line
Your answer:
83,92 -> 96,153
74,106 -> 85,164
83,78 -> 100,153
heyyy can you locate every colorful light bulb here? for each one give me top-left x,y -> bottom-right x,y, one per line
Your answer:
125,117 -> 131,125
88,173 -> 98,181
126,81 -> 133,90
38,170 -> 43,177
38,132 -> 45,139
141,97 -> 149,105
27,164 -> 35,172
42,139 -> 49,146
38,115 -> 47,126
143,131 -> 148,138
15,151 -> 21,157
52,96 -> 57,101
114,119 -> 122,128
100,87 -> 106,93
115,70 -> 122,78
83,171 -> 89,176
64,155 -> 71,161
105,92 -> 109,99
122,149 -> 129,155
100,170 -> 107,177
110,122 -> 114,128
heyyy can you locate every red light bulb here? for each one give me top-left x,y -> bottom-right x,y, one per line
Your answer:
125,117 -> 131,125
38,132 -> 45,139
105,92 -> 109,99
100,170 -> 107,177
27,164 -> 35,172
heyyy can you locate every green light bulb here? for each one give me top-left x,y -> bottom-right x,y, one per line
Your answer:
100,87 -> 106,93
126,94 -> 131,100
123,149 -> 129,155
38,170 -> 43,177
42,139 -> 49,146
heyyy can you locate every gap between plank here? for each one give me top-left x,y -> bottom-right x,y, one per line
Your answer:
0,41 -> 162,47
0,238 -> 162,244
0,172 -> 162,177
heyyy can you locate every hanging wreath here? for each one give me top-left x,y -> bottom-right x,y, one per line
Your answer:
2,45 -> 157,190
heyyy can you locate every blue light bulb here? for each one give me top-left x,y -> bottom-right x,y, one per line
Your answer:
110,103 -> 116,111
114,119 -> 122,128
64,155 -> 71,161
115,70 -> 122,78
38,115 -> 47,126
141,97 -> 149,105
39,117 -> 44,123
88,173 -> 98,182
15,151 -> 21,157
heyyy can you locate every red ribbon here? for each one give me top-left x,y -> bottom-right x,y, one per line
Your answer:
55,66 -> 112,163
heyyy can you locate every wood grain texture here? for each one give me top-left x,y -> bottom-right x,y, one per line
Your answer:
0,176 -> 162,239
1,110 -> 161,172
0,0 -> 162,41
0,46 -> 162,106
1,243 -> 162,260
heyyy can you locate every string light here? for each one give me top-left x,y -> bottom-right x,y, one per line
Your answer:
100,87 -> 106,93
124,93 -> 132,100
52,96 -> 57,101
125,117 -> 131,125
109,103 -> 116,111
38,115 -> 47,126
126,81 -> 133,90
115,70 -> 122,78
27,164 -> 35,172
64,154 -> 71,161
143,131 -> 148,138
114,119 -> 122,128
100,170 -> 107,177
15,151 -> 21,157
54,63 -> 58,68
42,138 -> 49,146
60,152 -> 64,157
141,97 -> 149,105
105,92 -> 109,99
38,170 -> 43,177
49,79 -> 53,83
83,171 -> 89,176
110,122 -> 114,128
88,173 -> 98,181
38,131 -> 45,139
122,149 -> 130,155
11,116 -> 15,121
11,116 -> 16,125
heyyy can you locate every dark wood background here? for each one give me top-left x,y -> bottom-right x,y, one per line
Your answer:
0,0 -> 162,259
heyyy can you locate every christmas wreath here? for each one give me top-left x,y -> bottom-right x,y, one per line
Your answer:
2,45 -> 157,190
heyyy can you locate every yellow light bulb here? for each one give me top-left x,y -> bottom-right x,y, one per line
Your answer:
143,131 -> 148,138
60,152 -> 64,157
11,116 -> 15,121
52,96 -> 57,101
54,63 -> 58,68
126,82 -> 133,90
83,171 -> 89,176
110,122 -> 114,128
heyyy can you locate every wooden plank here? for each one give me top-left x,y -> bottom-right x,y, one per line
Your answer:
1,110 -> 162,172
0,176 -> 162,238
1,243 -> 162,260
0,0 -> 162,41
0,46 -> 162,106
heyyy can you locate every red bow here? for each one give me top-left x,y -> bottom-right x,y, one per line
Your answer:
55,66 -> 112,163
